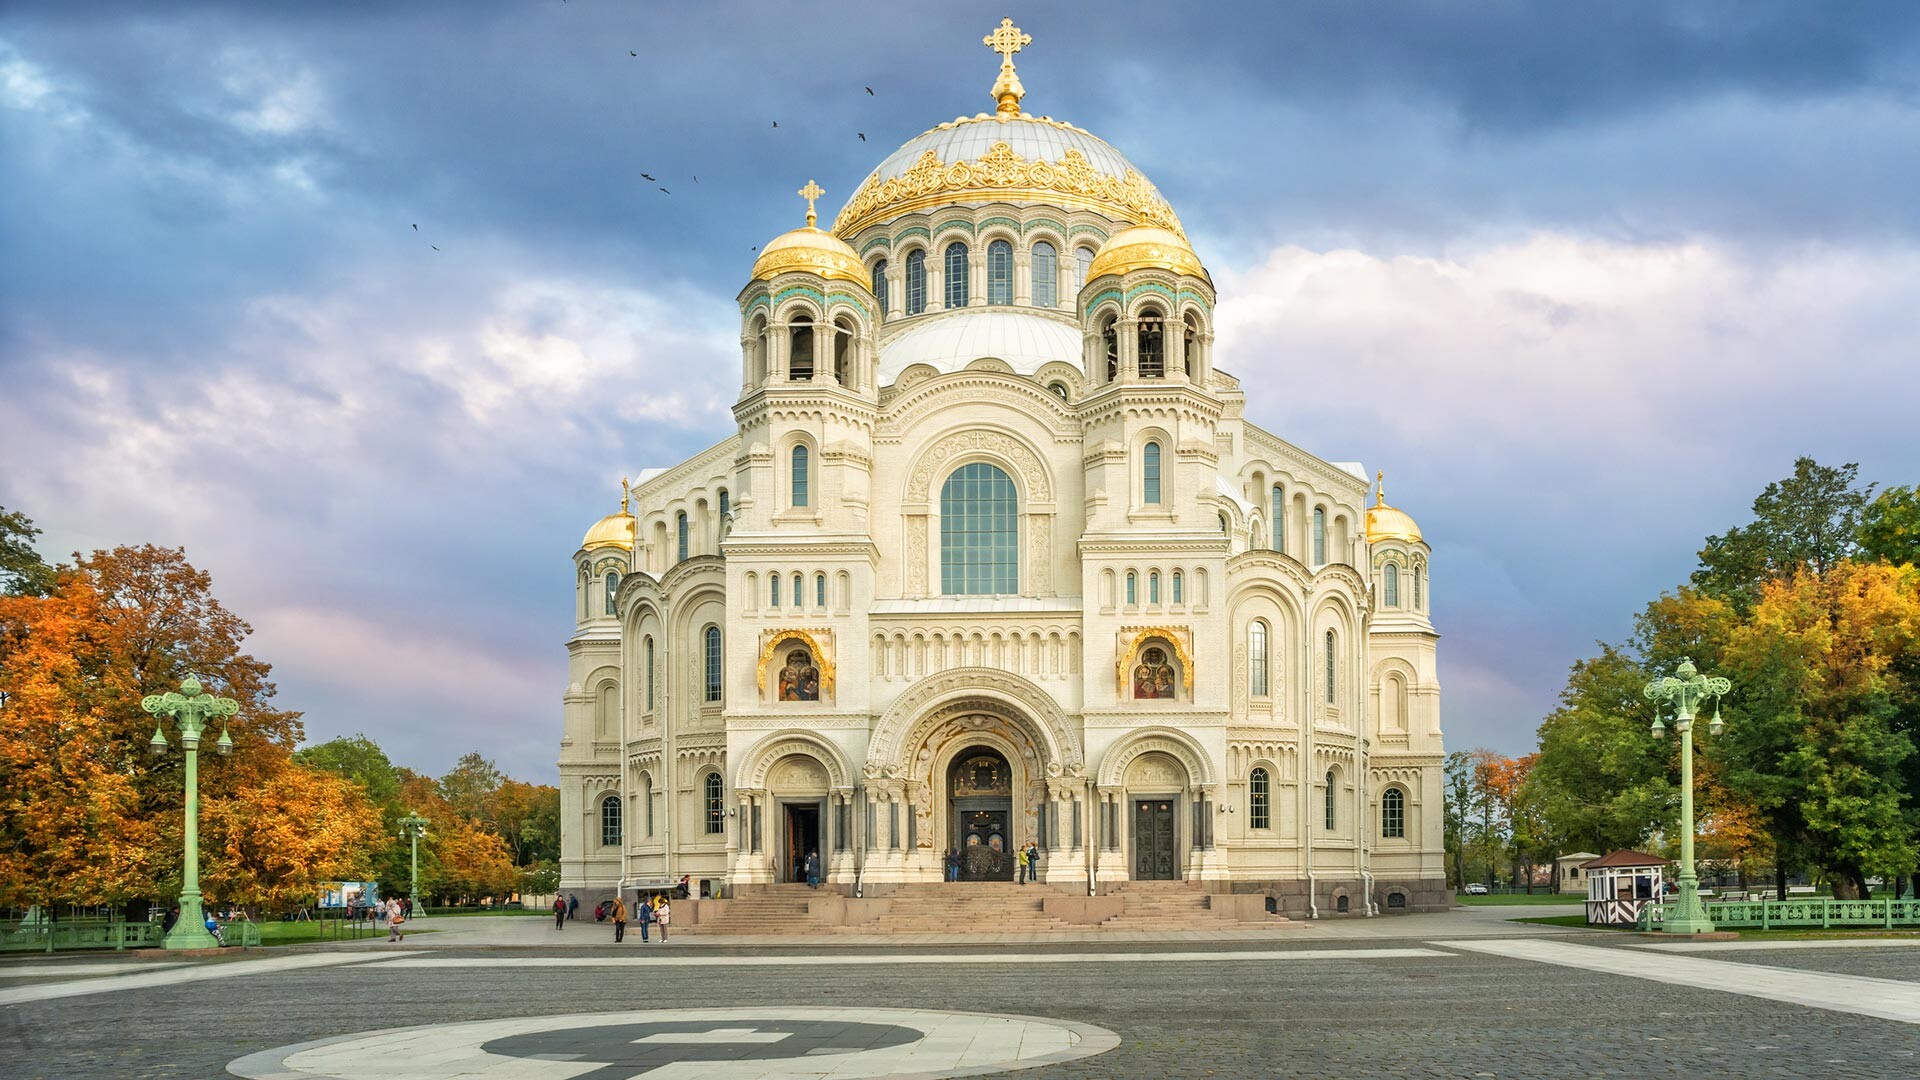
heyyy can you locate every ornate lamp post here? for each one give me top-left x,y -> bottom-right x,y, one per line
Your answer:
397,811 -> 429,918
1643,656 -> 1731,934
143,676 -> 239,950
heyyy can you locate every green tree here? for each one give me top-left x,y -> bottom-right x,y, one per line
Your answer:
0,506 -> 56,597
1442,751 -> 1478,889
295,735 -> 402,807
440,752 -> 504,824
1858,484 -> 1920,568
1692,457 -> 1871,612
1524,644 -> 1675,855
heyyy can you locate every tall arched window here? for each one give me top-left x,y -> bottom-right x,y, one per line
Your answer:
1324,629 -> 1337,704
718,488 -> 730,522
1075,245 -> 1095,289
1249,767 -> 1271,829
871,259 -> 889,315
940,462 -> 1018,594
603,571 -> 619,616
1138,308 -> 1165,378
769,573 -> 780,607
704,772 -> 725,834
987,239 -> 1013,304
1312,508 -> 1327,565
791,573 -> 802,610
601,795 -> 622,846
676,511 -> 688,563
1142,441 -> 1162,504
788,314 -> 814,380
643,636 -> 656,711
1172,570 -> 1183,605
944,242 -> 970,308
1032,241 -> 1057,307
1126,571 -> 1137,606
815,572 -> 826,608
1270,484 -> 1285,552
703,625 -> 723,702
1384,563 -> 1399,606
790,445 -> 809,507
1323,770 -> 1337,831
1382,787 -> 1406,838
1249,620 -> 1269,697
1183,313 -> 1200,379
1149,570 -> 1161,605
1101,316 -> 1118,382
905,249 -> 927,315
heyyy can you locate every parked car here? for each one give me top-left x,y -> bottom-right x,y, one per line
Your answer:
1464,883 -> 1489,895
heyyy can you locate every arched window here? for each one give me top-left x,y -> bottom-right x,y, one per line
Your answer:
1149,570 -> 1160,605
871,259 -> 889,315
1220,513 -> 1229,534
1183,313 -> 1200,379
603,571 -> 619,616
1384,563 -> 1399,606
1126,571 -> 1137,606
643,636 -> 656,711
1312,508 -> 1327,565
788,314 -> 814,381
1249,620 -> 1269,697
769,573 -> 780,607
791,573 -> 802,609
676,511 -> 688,563
1323,770 -> 1337,831
943,242 -> 969,308
1101,315 -> 1118,382
601,795 -> 622,846
704,772 -> 725,834
987,239 -> 1012,305
833,316 -> 854,387
905,249 -> 927,315
703,625 -> 723,702
641,773 -> 654,836
1032,241 -> 1057,307
1382,787 -> 1406,838
1048,381 -> 1069,401
1172,570 -> 1183,605
1270,484 -> 1285,552
1249,767 -> 1271,829
718,488 -> 730,522
790,445 -> 809,507
815,572 -> 826,608
1075,245 -> 1096,289
1324,629 -> 1337,704
1138,308 -> 1165,378
940,462 -> 1018,594
1142,441 -> 1162,504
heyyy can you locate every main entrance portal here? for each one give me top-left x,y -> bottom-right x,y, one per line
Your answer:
949,748 -> 1014,881
782,803 -> 821,884
1133,799 -> 1178,880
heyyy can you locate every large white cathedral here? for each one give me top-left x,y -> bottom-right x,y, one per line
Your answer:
558,24 -> 1446,918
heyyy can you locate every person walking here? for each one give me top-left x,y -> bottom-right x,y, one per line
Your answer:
636,895 -> 654,943
654,897 -> 670,942
1015,843 -> 1030,885
387,900 -> 406,942
611,894 -> 628,944
567,893 -> 579,922
945,848 -> 960,882
805,850 -> 821,889
552,895 -> 566,930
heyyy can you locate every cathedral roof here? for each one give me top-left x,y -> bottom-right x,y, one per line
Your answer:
1364,472 -> 1424,545
580,480 -> 636,552
877,309 -> 1082,384
1086,225 -> 1209,282
749,225 -> 867,286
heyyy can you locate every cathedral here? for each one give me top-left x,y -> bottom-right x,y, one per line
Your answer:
558,23 -> 1446,918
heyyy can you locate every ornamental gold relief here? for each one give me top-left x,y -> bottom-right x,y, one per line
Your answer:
756,628 -> 835,696
833,141 -> 1186,240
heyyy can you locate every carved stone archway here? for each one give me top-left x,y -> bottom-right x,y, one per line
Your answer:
867,667 -> 1082,778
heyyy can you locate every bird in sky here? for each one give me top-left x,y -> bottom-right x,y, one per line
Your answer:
771,120 -> 778,128
641,172 -> 656,181
865,86 -> 875,95
693,175 -> 700,183
858,133 -> 866,141
411,223 -> 417,230
750,246 -> 758,252
629,51 -> 637,57
659,187 -> 670,194
431,245 -> 440,250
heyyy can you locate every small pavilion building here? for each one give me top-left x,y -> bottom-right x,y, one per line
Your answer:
1582,850 -> 1669,927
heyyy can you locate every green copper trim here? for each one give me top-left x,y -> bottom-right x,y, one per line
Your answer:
976,216 -> 1020,235
860,235 -> 893,256
932,219 -> 977,240
1022,217 -> 1067,237
894,226 -> 930,244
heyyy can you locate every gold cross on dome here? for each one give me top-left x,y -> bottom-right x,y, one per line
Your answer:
797,179 -> 825,227
984,17 -> 1030,64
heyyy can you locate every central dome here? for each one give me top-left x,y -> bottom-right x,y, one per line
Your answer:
832,114 -> 1184,240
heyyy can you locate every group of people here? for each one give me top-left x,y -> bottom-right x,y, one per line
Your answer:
552,891 -> 671,944
941,840 -> 1043,882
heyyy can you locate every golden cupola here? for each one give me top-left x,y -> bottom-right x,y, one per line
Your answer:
1085,224 -> 1209,282
1365,471 -> 1424,545
750,180 -> 867,286
581,479 -> 637,551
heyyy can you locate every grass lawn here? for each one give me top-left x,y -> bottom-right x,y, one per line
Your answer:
1454,893 -> 1583,906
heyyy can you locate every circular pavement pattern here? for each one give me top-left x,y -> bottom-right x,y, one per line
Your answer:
226,1006 -> 1119,1079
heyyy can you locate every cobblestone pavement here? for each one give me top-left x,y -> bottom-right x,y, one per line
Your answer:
7,937 -> 1920,1078
1678,944 -> 1920,982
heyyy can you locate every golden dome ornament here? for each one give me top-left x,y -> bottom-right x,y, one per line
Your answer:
1085,225 -> 1209,281
1364,470 -> 1424,545
581,477 -> 638,551
750,179 -> 869,286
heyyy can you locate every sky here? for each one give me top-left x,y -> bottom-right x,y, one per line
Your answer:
3,2 -> 1918,783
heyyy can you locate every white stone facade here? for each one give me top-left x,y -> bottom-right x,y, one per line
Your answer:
558,54 -> 1445,917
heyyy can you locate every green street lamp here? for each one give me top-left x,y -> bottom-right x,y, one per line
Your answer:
1643,656 -> 1731,935
397,811 -> 429,918
143,676 -> 239,950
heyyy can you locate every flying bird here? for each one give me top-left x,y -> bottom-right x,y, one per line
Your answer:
431,245 -> 440,250
693,175 -> 699,183
659,186 -> 670,194
771,120 -> 778,128
629,51 -> 637,57
858,133 -> 866,141
750,246 -> 757,252
640,172 -> 656,181
865,86 -> 874,96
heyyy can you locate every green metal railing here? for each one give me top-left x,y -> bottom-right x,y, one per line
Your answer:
0,919 -> 166,952
1637,897 -> 1920,931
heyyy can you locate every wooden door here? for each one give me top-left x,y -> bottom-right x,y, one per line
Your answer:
1133,799 -> 1177,880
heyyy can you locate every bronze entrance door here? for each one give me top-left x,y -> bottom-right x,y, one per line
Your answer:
1132,799 -> 1178,880
954,804 -> 1013,881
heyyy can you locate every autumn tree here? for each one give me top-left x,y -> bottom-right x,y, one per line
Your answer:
1692,457 -> 1871,612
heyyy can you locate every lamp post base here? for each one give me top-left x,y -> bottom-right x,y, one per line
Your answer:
1660,882 -> 1716,936
162,895 -> 220,950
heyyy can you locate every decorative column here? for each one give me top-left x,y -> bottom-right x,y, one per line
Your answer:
1645,657 -> 1733,935
143,676 -> 238,950
1014,250 -> 1032,305
1094,786 -> 1127,883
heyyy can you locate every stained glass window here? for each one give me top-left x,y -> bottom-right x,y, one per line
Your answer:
987,239 -> 1013,305
1032,241 -> 1057,307
944,242 -> 969,308
940,462 -> 1017,594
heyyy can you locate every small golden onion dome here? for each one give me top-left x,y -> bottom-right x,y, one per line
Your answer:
1085,225 -> 1209,282
581,478 -> 636,551
750,227 -> 868,287
1365,470 -> 1424,545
